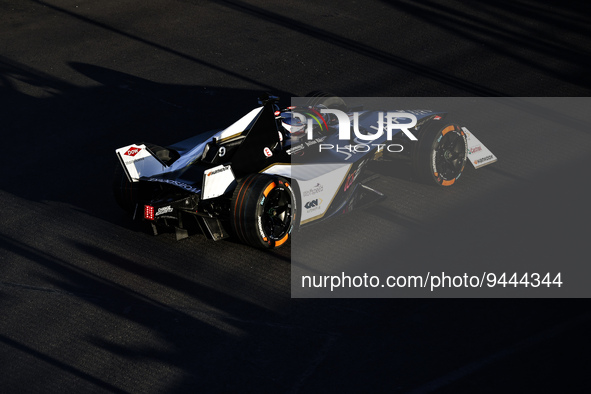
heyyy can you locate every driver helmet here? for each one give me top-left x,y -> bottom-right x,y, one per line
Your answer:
280,112 -> 306,136
313,104 -> 339,126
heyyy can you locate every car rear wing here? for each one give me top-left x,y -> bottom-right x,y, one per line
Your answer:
115,144 -> 167,182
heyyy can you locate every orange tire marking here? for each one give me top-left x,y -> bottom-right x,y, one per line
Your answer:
442,179 -> 455,186
441,125 -> 455,136
274,234 -> 289,247
263,182 -> 276,197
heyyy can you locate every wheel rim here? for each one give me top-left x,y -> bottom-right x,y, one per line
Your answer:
434,131 -> 466,180
261,186 -> 292,240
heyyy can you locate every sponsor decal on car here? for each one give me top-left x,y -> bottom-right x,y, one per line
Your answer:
469,146 -> 482,154
286,144 -> 304,155
146,178 -> 200,193
304,198 -> 322,212
475,155 -> 494,165
303,183 -> 323,197
155,206 -> 173,216
124,147 -> 142,156
124,156 -> 146,165
304,136 -> 327,147
207,166 -> 230,176
263,147 -> 273,157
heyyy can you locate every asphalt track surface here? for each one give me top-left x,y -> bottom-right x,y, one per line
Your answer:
1,0 -> 590,392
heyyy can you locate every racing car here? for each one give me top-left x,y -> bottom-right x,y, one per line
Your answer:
113,93 -> 496,249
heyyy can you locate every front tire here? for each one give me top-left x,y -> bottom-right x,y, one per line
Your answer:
231,174 -> 297,249
412,119 -> 467,186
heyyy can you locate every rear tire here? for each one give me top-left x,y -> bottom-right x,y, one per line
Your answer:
231,174 -> 297,249
412,119 -> 467,186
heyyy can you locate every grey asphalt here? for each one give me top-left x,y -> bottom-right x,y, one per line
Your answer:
1,0 -> 590,392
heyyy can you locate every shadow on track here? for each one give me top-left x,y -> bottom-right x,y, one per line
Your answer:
379,0 -> 591,91
0,59 -> 292,224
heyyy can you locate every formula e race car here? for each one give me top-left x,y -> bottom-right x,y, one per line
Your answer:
113,93 -> 496,249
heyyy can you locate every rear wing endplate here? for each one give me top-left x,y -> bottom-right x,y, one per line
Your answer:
115,144 -> 167,182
